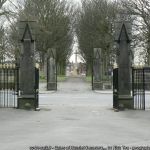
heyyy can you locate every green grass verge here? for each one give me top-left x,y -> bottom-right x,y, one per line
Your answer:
39,75 -> 67,82
39,72 -> 46,82
39,78 -> 46,82
57,75 -> 67,82
85,76 -> 92,82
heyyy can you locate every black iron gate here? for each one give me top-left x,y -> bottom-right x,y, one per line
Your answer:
113,67 -> 148,110
113,68 -> 118,109
113,67 -> 150,110
35,67 -> 39,110
0,64 -> 39,110
0,64 -> 19,108
132,67 -> 150,110
132,68 -> 145,110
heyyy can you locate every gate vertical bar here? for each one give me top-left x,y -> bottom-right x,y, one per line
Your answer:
34,67 -> 39,110
92,59 -> 94,90
132,68 -> 134,107
47,58 -> 49,90
6,67 -> 8,107
16,65 -> 19,109
13,67 -> 15,107
4,66 -> 5,107
55,54 -> 57,91
0,66 -> 1,107
137,69 -> 139,109
113,68 -> 118,109
91,50 -> 94,90
143,68 -> 145,110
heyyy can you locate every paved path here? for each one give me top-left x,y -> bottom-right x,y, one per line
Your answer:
39,77 -> 112,108
1,77 -> 150,150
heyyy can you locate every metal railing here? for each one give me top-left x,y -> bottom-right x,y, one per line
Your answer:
0,64 -> 19,108
132,68 -> 145,110
113,68 -> 119,109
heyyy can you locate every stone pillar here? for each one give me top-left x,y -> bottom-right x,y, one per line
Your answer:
115,17 -> 133,109
18,21 -> 36,110
47,48 -> 57,90
93,48 -> 102,90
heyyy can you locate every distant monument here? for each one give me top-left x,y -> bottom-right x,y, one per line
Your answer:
93,48 -> 102,90
47,48 -> 57,90
18,21 -> 37,110
72,50 -> 79,76
115,13 -> 133,109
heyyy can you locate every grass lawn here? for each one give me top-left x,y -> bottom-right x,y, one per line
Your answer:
39,74 -> 67,82
85,76 -> 92,82
57,75 -> 67,82
39,72 -> 46,82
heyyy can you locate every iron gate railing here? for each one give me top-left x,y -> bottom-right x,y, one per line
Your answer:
113,67 -> 148,110
132,67 -> 150,110
35,67 -> 39,110
113,68 -> 118,109
144,67 -> 150,90
0,64 -> 19,108
0,64 -> 39,110
132,68 -> 145,110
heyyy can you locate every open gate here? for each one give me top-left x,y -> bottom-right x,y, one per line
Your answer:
0,64 -> 19,108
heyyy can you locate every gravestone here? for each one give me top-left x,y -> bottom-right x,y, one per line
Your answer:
93,48 -> 102,90
115,15 -> 133,109
47,48 -> 57,90
18,21 -> 37,110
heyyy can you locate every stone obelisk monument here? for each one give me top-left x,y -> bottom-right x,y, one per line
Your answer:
18,21 -> 36,109
47,48 -> 57,90
93,48 -> 102,90
115,14 -> 133,109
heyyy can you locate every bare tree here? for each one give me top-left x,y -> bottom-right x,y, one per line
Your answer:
7,0 -> 75,75
121,0 -> 150,65
75,0 -> 117,75
0,0 -> 9,16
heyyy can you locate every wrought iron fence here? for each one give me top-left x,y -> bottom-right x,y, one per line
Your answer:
0,64 -> 39,110
35,67 -> 39,110
0,64 -> 19,108
132,68 -> 145,110
113,68 -> 118,109
113,67 -> 148,110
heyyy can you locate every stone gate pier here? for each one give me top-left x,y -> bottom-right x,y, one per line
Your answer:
115,15 -> 133,109
18,21 -> 37,110
47,48 -> 57,90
